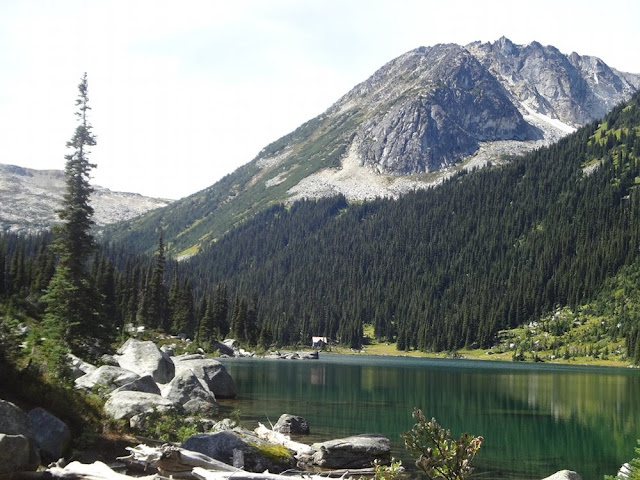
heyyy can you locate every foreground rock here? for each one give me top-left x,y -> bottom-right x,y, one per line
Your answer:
116,338 -> 175,384
75,365 -> 140,392
0,400 -> 40,473
111,374 -> 162,396
273,414 -> 310,434
173,356 -> 237,398
542,470 -> 582,480
312,434 -> 391,469
161,369 -> 217,406
104,391 -> 179,420
182,428 -> 296,473
28,407 -> 71,464
542,471 -> 582,480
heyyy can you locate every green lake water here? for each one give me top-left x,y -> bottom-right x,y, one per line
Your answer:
217,354 -> 640,480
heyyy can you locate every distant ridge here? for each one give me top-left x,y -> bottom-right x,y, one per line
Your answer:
0,163 -> 172,233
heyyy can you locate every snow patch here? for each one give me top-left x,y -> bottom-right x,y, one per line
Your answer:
520,102 -> 576,134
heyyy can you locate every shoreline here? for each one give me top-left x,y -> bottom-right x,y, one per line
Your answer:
316,344 -> 635,369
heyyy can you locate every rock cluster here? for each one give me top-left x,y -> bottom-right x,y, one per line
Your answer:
74,339 -> 237,422
0,399 -> 70,474
181,414 -> 391,473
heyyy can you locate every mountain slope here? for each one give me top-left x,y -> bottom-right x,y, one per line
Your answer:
0,164 -> 172,233
103,38 -> 639,256
174,90 -> 640,350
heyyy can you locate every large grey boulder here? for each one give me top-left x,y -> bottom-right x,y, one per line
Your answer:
0,400 -> 40,473
75,365 -> 140,392
0,434 -> 38,474
116,339 -> 175,384
28,407 -> 71,464
182,429 -> 296,473
273,414 -> 310,434
0,399 -> 35,438
173,357 -> 236,398
542,471 -> 583,480
312,434 -> 390,469
104,391 -> 179,420
161,369 -> 217,406
111,375 -> 161,396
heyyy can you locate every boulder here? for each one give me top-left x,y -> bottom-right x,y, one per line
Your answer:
542,471 -> 583,480
28,408 -> 71,464
182,428 -> 296,473
273,414 -> 310,435
183,398 -> 217,414
116,339 -> 175,384
161,369 -> 217,406
174,353 -> 205,361
75,365 -> 140,392
0,400 -> 40,472
111,375 -> 161,396
104,391 -> 179,420
213,341 -> 235,356
0,434 -> 39,474
312,434 -> 390,469
0,399 -> 35,438
67,353 -> 97,380
173,357 -> 236,398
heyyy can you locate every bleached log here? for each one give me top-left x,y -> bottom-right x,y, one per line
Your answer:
117,443 -> 241,477
43,460 -> 161,479
254,423 -> 315,456
192,467 -> 325,480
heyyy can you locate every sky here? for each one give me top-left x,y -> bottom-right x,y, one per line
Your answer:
1,1 -> 639,200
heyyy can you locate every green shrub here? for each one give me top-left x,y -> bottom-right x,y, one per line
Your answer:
606,439 -> 640,479
402,408 -> 483,480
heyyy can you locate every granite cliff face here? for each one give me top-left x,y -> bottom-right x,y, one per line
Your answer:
339,43 -> 538,175
467,37 -> 638,127
0,164 -> 172,233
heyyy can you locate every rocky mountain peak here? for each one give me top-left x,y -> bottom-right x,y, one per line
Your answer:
466,38 -> 638,126
341,42 -> 535,175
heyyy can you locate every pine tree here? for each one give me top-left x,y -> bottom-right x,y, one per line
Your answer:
42,73 -> 105,365
143,231 -> 168,330
212,283 -> 229,339
196,297 -> 214,347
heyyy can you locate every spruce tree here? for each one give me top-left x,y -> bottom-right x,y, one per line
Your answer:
42,73 -> 105,365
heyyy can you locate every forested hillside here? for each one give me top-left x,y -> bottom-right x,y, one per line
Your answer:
176,90 -> 640,351
2,92 -> 640,365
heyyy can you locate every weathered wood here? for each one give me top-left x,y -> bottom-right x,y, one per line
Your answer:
191,467 -> 326,480
117,444 -> 241,477
39,460 -> 163,479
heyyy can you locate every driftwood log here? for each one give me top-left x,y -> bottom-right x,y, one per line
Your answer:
117,444 -> 241,477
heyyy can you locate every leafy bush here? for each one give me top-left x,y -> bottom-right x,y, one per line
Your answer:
402,408 -> 483,480
606,439 -> 640,479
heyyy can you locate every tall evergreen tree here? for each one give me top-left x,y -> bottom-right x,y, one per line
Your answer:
212,283 -> 229,339
142,231 -> 168,330
42,73 -> 105,363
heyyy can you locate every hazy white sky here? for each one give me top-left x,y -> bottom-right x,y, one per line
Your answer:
1,0 -> 639,199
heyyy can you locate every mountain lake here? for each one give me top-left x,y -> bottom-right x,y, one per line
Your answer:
217,354 -> 640,480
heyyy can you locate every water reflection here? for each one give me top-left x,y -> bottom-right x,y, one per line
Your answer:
219,355 -> 640,480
